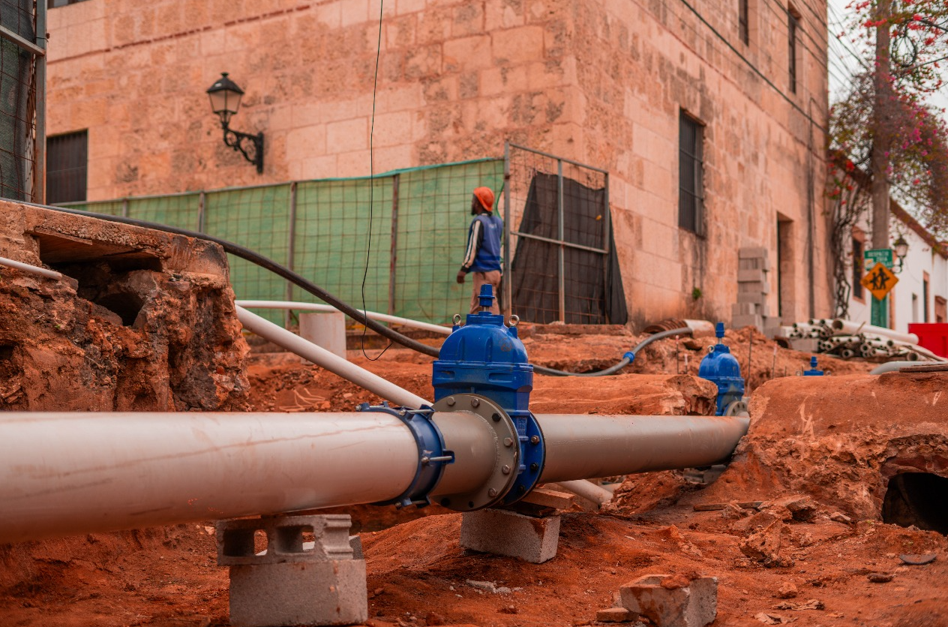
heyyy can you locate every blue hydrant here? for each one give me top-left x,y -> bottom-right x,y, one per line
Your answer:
803,356 -> 824,376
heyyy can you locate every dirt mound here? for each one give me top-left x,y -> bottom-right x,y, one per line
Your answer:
698,371 -> 948,520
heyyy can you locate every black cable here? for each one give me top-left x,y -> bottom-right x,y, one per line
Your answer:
40,206 -> 695,377
40,204 -> 445,358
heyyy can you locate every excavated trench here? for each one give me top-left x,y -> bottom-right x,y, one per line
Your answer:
882,473 -> 948,534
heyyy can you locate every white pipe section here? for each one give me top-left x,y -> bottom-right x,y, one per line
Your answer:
831,319 -> 919,344
0,255 -> 63,280
537,413 -> 750,483
554,480 -> 614,506
0,410 -> 501,545
237,306 -> 429,409
236,300 -> 452,336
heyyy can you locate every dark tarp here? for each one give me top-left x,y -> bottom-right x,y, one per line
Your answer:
510,172 -> 628,324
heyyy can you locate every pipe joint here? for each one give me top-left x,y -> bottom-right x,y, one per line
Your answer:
360,403 -> 454,508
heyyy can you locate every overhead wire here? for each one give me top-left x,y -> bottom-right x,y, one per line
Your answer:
359,0 -> 390,361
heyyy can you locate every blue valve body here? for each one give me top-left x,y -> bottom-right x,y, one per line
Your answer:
803,356 -> 824,376
698,322 -> 745,416
432,285 -> 543,504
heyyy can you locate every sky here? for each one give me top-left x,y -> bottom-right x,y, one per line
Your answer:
827,0 -> 948,116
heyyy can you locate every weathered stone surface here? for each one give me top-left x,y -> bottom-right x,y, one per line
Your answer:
460,509 -> 560,564
619,574 -> 717,627
0,203 -> 248,411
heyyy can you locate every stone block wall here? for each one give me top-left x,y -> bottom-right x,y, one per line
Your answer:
46,0 -> 833,326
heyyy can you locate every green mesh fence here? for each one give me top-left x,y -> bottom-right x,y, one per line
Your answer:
65,159 -> 504,326
293,177 -> 393,316
204,184 -> 293,324
127,193 -> 201,231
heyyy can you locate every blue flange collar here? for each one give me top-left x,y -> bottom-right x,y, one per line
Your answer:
359,403 -> 455,508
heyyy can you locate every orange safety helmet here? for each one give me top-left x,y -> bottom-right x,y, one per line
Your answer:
473,187 -> 495,212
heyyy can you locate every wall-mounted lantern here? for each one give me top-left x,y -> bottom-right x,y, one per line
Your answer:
206,73 -> 264,174
893,234 -> 909,273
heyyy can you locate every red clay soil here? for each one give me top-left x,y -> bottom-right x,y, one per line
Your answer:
3,330 -> 948,627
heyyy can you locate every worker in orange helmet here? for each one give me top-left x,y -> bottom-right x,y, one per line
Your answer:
456,186 -> 503,314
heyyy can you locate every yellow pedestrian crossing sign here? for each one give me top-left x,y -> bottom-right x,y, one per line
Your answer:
861,262 -> 898,301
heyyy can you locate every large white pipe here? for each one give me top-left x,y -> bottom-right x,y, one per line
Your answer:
537,413 -> 750,483
236,300 -> 452,336
831,319 -> 919,344
237,306 -> 429,409
0,410 -> 499,545
0,255 -> 63,280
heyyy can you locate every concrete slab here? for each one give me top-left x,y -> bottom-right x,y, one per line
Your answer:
619,574 -> 717,627
460,508 -> 560,564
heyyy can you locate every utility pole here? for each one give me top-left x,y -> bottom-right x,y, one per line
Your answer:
870,0 -> 892,327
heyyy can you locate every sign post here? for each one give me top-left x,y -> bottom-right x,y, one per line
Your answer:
861,252 -> 898,328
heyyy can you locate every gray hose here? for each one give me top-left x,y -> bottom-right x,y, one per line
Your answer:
533,327 -> 693,376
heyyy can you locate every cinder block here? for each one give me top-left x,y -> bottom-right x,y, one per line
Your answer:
731,302 -> 757,316
731,314 -> 763,330
738,246 -> 769,260
229,559 -> 368,627
738,256 -> 771,271
737,292 -> 765,305
759,303 -> 772,318
738,280 -> 770,295
217,514 -> 353,566
737,269 -> 767,283
460,508 -> 560,563
619,574 -> 717,627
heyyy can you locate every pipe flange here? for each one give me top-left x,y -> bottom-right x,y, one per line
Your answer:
724,400 -> 749,417
432,394 -> 520,511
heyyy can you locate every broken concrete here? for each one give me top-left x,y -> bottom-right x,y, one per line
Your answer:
0,202 -> 248,411
460,508 -> 560,564
619,574 -> 717,627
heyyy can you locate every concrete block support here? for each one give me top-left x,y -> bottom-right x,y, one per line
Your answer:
460,508 -> 560,563
216,514 -> 368,627
619,574 -> 717,627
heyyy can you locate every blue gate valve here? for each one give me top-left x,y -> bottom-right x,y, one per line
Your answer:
432,284 -> 544,505
698,322 -> 746,416
803,356 -> 824,376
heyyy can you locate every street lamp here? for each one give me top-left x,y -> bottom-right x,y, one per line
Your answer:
206,73 -> 264,174
893,234 -> 909,273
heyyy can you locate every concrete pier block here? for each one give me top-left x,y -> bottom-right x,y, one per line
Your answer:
460,508 -> 560,563
619,574 -> 717,627
229,560 -> 367,627
217,514 -> 367,627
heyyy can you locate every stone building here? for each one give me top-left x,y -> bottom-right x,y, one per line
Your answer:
45,0 -> 831,328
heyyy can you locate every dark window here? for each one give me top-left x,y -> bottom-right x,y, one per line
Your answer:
50,0 -> 90,8
923,273 -> 930,322
852,237 -> 864,299
47,131 -> 88,204
788,9 -> 799,94
739,0 -> 749,45
678,112 -> 704,234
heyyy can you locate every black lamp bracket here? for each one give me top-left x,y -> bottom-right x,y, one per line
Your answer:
221,121 -> 264,174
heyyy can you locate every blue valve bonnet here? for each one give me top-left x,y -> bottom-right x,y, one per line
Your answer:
433,284 -> 542,504
803,356 -> 824,376
698,322 -> 745,415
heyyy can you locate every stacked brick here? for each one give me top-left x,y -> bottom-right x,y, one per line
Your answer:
732,247 -> 777,334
